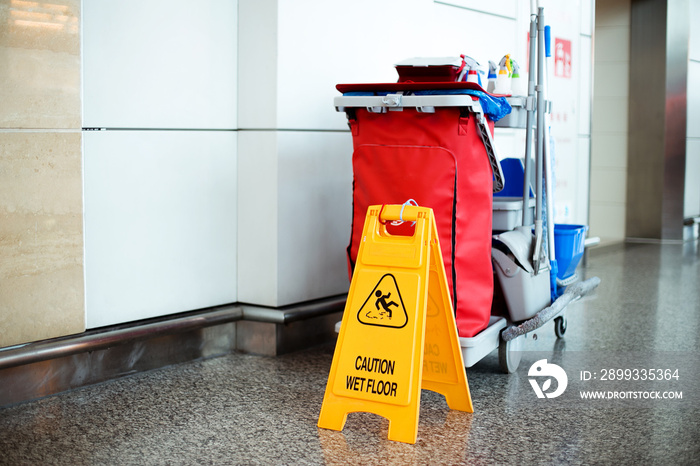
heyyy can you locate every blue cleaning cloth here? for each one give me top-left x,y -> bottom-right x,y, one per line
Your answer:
343,89 -> 512,122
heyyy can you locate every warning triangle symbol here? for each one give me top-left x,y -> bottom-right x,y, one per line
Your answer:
357,273 -> 408,329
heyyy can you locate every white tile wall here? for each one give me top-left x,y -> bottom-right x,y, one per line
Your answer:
686,1 -> 700,218
276,131 -> 353,304
589,167 -> 627,204
83,0 -> 238,129
690,0 -> 700,61
687,61 -> 700,139
237,130 -> 352,306
429,2 -> 518,65
84,131 -> 238,328
591,97 -> 629,134
593,62 -> 630,99
275,0 -> 434,131
580,0 -> 594,35
237,0 -> 278,130
589,203 -> 626,239
590,0 -> 630,241
270,0 -> 523,131
236,130 -> 279,305
685,139 -> 700,217
438,0 -> 518,19
595,0 -> 631,27
578,36 -> 593,136
591,132 -> 628,169
82,1 -> 240,327
575,137 -> 591,225
594,27 -> 631,62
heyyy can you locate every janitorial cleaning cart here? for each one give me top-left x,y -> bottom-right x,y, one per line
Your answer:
334,7 -> 599,374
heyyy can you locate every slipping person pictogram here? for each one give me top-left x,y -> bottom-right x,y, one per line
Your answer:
374,290 -> 398,318
357,274 -> 408,328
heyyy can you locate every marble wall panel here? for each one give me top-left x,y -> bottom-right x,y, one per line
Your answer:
0,132 -> 84,347
0,0 -> 83,348
0,0 -> 80,129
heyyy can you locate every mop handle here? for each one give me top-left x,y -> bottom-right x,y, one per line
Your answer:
543,23 -> 556,263
533,7 -> 546,270
522,14 -> 538,227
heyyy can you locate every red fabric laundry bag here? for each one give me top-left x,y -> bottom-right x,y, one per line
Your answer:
345,98 -> 495,338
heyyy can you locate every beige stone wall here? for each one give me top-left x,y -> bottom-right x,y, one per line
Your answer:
0,0 -> 84,348
590,0 -> 630,243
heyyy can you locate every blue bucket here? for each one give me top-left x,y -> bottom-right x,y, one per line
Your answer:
553,224 -> 588,280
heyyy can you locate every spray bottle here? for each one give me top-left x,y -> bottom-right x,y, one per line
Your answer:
459,55 -> 484,86
487,60 -> 498,93
511,59 -> 526,96
493,54 -> 513,95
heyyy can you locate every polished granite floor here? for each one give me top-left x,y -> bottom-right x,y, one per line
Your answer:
1,241 -> 699,465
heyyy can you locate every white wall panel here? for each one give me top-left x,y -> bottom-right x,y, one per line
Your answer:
588,203 -> 626,240
685,139 -> 700,218
83,0 -> 237,129
580,0 -> 593,36
687,60 -> 700,138
590,167 -> 627,207
277,131 -> 353,304
238,0 -> 278,129
592,97 -> 628,134
589,0 -> 630,242
687,6 -> 700,218
237,130 -> 352,306
275,0 -> 434,131
690,0 -> 700,61
594,26 -> 630,62
437,0 -> 517,18
84,131 -> 237,328
591,132 -> 628,169
579,36 -> 593,135
576,137 -> 591,225
593,62 -> 629,99
272,0 -> 521,131
430,3 -> 518,68
595,0 -> 630,27
237,131 -> 279,305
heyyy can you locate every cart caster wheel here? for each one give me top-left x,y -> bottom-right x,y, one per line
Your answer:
499,333 -> 522,374
554,316 -> 567,339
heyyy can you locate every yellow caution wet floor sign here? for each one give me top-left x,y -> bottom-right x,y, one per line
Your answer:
318,204 -> 473,444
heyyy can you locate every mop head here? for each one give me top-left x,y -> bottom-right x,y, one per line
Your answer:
502,276 -> 601,342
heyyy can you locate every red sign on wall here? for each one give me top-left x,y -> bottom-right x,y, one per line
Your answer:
554,38 -> 572,78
